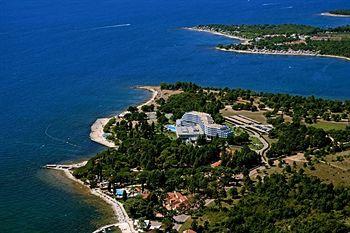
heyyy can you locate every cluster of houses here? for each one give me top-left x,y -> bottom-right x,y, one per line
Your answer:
98,181 -> 194,231
99,182 -> 191,210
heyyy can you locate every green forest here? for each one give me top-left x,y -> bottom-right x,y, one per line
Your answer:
211,171 -> 350,233
73,82 -> 350,232
329,9 -> 350,15
194,24 -> 350,58
196,24 -> 320,39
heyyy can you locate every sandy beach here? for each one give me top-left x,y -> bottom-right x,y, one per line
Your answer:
47,86 -> 181,232
90,118 -> 117,148
184,27 -> 250,44
136,86 -> 159,110
217,47 -> 350,62
47,87 -> 160,232
89,86 -> 159,148
46,164 -> 136,233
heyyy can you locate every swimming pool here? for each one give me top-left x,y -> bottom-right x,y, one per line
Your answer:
165,125 -> 176,132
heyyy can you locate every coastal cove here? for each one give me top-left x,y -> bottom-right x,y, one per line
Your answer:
45,86 -> 158,233
2,0 -> 350,232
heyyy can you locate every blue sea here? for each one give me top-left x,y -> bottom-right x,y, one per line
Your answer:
1,0 -> 350,232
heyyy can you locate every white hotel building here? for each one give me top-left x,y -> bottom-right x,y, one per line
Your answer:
175,111 -> 232,140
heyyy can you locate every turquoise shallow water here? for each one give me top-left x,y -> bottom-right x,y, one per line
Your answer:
1,0 -> 350,232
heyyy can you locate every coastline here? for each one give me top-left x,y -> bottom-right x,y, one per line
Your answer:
90,86 -> 159,148
186,26 -> 350,62
47,86 -> 159,232
135,86 -> 159,111
183,27 -> 250,45
46,164 -> 136,233
320,12 -> 350,18
216,47 -> 350,62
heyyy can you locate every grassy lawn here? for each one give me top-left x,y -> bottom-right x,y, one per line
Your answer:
249,136 -> 264,150
258,165 -> 283,179
220,106 -> 297,125
304,150 -> 350,187
178,205 -> 230,232
221,108 -> 268,124
178,219 -> 193,232
227,146 -> 241,153
308,120 -> 348,131
307,162 -> 350,187
262,150 -> 350,187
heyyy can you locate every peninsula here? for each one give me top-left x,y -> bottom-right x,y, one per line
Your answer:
47,82 -> 350,233
321,9 -> 350,17
188,24 -> 350,61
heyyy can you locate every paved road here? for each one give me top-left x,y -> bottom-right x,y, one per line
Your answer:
225,120 -> 270,165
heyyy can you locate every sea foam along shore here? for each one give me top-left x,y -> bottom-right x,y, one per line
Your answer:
46,163 -> 136,233
90,86 -> 158,148
216,47 -> 350,62
320,12 -> 350,18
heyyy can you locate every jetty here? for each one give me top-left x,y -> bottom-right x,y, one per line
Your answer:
44,161 -> 87,170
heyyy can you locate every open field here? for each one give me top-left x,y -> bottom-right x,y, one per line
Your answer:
221,107 -> 296,125
309,120 -> 349,131
222,106 -> 348,132
249,136 -> 264,150
305,150 -> 350,187
306,162 -> 350,187
178,206 -> 230,232
261,150 -> 350,187
221,107 -> 268,124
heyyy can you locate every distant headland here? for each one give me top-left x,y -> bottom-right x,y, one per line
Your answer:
186,24 -> 350,61
321,9 -> 350,17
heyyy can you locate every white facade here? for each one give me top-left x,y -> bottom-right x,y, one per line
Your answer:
204,124 -> 231,138
177,111 -> 231,139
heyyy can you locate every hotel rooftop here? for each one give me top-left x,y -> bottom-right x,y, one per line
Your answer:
175,111 -> 232,140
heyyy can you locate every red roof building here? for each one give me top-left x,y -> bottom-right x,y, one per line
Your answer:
164,191 -> 189,211
211,160 -> 222,168
184,230 -> 197,233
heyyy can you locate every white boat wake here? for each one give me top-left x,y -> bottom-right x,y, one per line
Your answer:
89,24 -> 131,31
262,3 -> 278,6
45,124 -> 80,148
